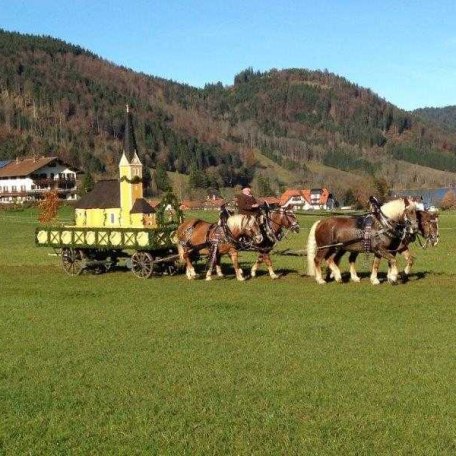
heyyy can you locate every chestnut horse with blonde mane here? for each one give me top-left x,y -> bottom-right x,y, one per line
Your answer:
177,214 -> 263,281
330,208 -> 439,283
307,197 -> 417,285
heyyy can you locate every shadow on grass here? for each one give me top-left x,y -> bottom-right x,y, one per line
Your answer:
243,267 -> 298,278
320,270 -> 432,284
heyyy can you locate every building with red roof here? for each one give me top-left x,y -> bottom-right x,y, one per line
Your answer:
0,156 -> 81,203
280,188 -> 331,210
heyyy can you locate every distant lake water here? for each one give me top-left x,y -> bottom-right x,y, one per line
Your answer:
392,187 -> 455,206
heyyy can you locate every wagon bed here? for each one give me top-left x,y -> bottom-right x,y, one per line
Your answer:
35,223 -> 180,278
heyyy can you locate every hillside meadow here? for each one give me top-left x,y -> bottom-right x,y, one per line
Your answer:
1,207 -> 455,454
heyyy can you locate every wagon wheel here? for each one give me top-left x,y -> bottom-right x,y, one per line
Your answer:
61,248 -> 84,276
131,251 -> 154,279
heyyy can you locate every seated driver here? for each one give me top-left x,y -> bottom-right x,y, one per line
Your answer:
236,185 -> 260,216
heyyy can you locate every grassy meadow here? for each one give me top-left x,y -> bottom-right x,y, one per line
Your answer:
1,207 -> 455,454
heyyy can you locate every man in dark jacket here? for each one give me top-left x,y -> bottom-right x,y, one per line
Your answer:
236,186 -> 260,216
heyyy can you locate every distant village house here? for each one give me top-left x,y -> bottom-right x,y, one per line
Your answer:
0,156 -> 80,203
280,188 -> 332,210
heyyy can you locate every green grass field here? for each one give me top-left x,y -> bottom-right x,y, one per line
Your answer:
1,208 -> 455,454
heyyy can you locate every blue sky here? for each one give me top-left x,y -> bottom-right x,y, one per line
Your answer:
1,0 -> 455,110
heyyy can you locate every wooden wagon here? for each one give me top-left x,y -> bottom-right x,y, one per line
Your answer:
35,222 -> 181,278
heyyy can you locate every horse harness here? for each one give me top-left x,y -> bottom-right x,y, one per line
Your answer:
206,217 -> 260,271
180,220 -> 231,272
317,212 -> 415,254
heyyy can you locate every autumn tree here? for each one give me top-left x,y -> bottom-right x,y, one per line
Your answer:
440,190 -> 456,210
350,178 -> 376,209
373,177 -> 390,200
38,190 -> 60,224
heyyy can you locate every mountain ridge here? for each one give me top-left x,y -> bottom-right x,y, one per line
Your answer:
413,105 -> 456,133
0,28 -> 455,200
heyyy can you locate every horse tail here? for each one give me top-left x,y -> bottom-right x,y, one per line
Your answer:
307,220 -> 321,276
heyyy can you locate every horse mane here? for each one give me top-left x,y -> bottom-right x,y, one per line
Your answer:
381,198 -> 416,220
226,214 -> 254,232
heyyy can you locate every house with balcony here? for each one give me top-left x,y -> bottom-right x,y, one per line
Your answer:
280,188 -> 331,210
0,156 -> 81,203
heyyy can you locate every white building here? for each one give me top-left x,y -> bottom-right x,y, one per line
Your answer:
280,188 -> 331,210
0,156 -> 81,203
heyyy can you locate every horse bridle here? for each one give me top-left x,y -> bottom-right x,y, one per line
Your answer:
416,216 -> 439,249
265,209 -> 299,241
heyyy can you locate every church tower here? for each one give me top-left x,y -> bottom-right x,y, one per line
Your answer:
119,105 -> 143,223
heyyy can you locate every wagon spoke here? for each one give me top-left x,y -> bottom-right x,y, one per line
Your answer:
131,251 -> 154,278
61,248 -> 84,276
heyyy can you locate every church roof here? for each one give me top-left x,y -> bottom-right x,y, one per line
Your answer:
75,180 -> 120,209
131,151 -> 142,165
130,198 -> 155,214
119,152 -> 130,166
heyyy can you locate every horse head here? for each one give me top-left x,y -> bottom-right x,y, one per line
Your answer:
417,209 -> 440,246
276,207 -> 300,233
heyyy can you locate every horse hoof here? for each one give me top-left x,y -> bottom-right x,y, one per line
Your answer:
270,274 -> 279,280
316,279 -> 326,285
371,278 -> 380,285
351,276 -> 361,283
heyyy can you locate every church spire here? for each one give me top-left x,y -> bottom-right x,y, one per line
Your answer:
124,104 -> 138,161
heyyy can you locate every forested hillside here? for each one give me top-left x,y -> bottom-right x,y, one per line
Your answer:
414,106 -> 456,133
1,29 -> 455,199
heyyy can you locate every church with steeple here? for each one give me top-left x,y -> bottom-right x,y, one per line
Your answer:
74,106 -> 156,228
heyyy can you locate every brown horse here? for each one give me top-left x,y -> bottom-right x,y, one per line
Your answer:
371,208 -> 439,281
329,208 -> 439,283
176,214 -> 263,281
307,198 -> 417,285
250,207 -> 299,279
